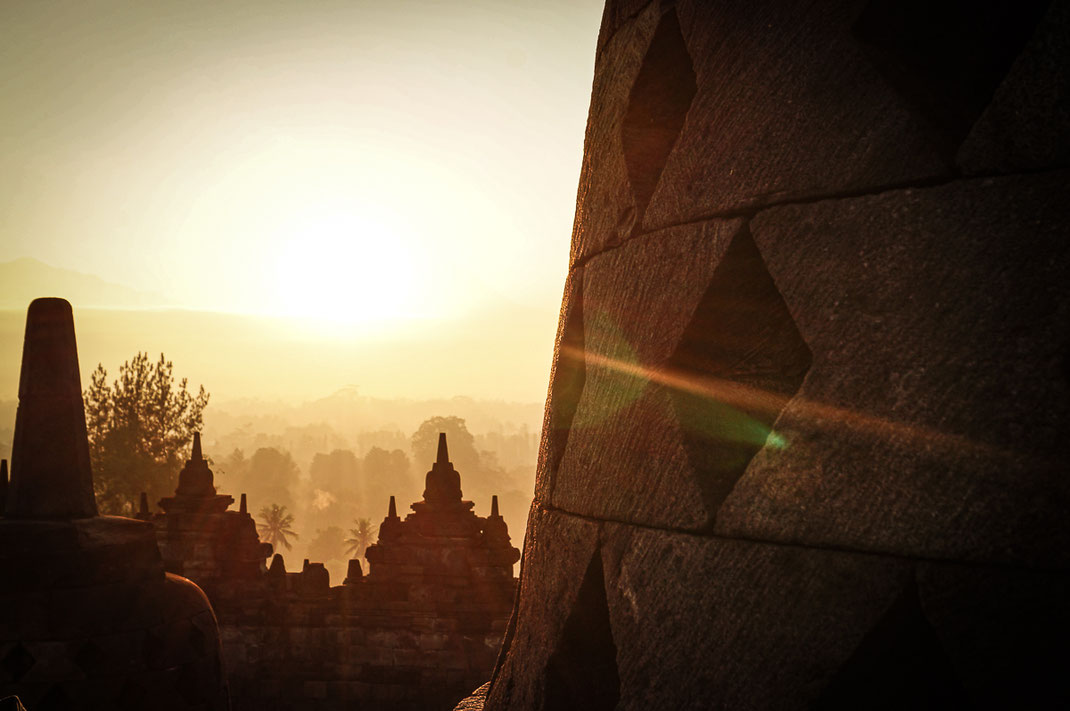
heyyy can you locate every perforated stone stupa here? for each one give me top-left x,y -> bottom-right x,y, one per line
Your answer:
461,1 -> 1070,709
0,298 -> 228,710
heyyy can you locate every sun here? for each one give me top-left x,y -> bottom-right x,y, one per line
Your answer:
269,207 -> 425,328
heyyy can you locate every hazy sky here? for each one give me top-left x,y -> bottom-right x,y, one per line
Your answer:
0,0 -> 603,330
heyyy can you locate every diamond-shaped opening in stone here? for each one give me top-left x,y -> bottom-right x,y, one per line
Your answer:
815,577 -> 970,709
546,270 -> 586,496
73,639 -> 104,676
853,0 -> 1050,149
665,224 -> 811,523
621,6 -> 697,232
1,642 -> 36,682
543,549 -> 619,711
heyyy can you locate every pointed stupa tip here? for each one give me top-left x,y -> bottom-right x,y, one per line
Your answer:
6,298 -> 97,519
139,491 -> 149,515
436,432 -> 449,464
269,553 -> 286,575
491,494 -> 499,517
240,492 -> 248,514
191,431 -> 203,461
388,495 -> 397,518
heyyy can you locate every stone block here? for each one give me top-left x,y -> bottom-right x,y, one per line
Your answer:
453,683 -> 490,711
554,217 -> 815,532
484,508 -> 599,711
534,270 -> 585,504
571,0 -> 975,264
716,171 -> 1070,566
958,2 -> 1070,174
567,2 -> 662,267
600,522 -> 915,711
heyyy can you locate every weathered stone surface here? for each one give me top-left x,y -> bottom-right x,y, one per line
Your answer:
716,170 -> 1070,566
568,1 -> 662,266
489,520 -> 1070,710
5,298 -> 95,519
453,682 -> 489,711
600,522 -> 916,711
958,1 -> 1070,175
484,507 -> 599,711
554,217 -> 815,531
571,0 -> 980,264
496,1 -> 1070,707
534,268 -> 587,504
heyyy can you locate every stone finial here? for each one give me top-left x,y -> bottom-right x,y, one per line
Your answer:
172,432 -> 216,498
421,432 -> 463,505
6,298 -> 98,519
240,493 -> 247,514
483,493 -> 512,546
378,495 -> 403,542
191,431 -> 203,461
139,492 -> 150,516
436,432 -> 449,464
268,553 -> 286,576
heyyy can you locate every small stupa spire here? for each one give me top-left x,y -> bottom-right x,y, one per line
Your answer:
436,432 -> 449,464
191,431 -> 203,461
240,493 -> 247,514
421,432 -> 463,506
491,494 -> 500,518
388,495 -> 398,519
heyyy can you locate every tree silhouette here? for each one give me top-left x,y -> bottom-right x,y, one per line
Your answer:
247,447 -> 300,510
345,517 -> 376,559
258,504 -> 298,551
363,446 -> 413,508
411,416 -> 480,473
83,352 -> 209,514
308,525 -> 346,562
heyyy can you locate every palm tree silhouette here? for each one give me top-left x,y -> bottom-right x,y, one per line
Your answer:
258,504 -> 298,551
345,517 -> 375,560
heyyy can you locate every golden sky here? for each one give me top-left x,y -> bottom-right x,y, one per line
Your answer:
0,0 -> 603,330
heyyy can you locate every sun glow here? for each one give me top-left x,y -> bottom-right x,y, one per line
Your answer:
269,206 -> 427,327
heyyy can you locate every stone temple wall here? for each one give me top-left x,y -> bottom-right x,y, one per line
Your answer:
147,435 -> 518,711
471,1 -> 1070,709
212,560 -> 511,711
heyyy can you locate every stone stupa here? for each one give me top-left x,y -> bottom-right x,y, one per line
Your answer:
0,298 -> 229,710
